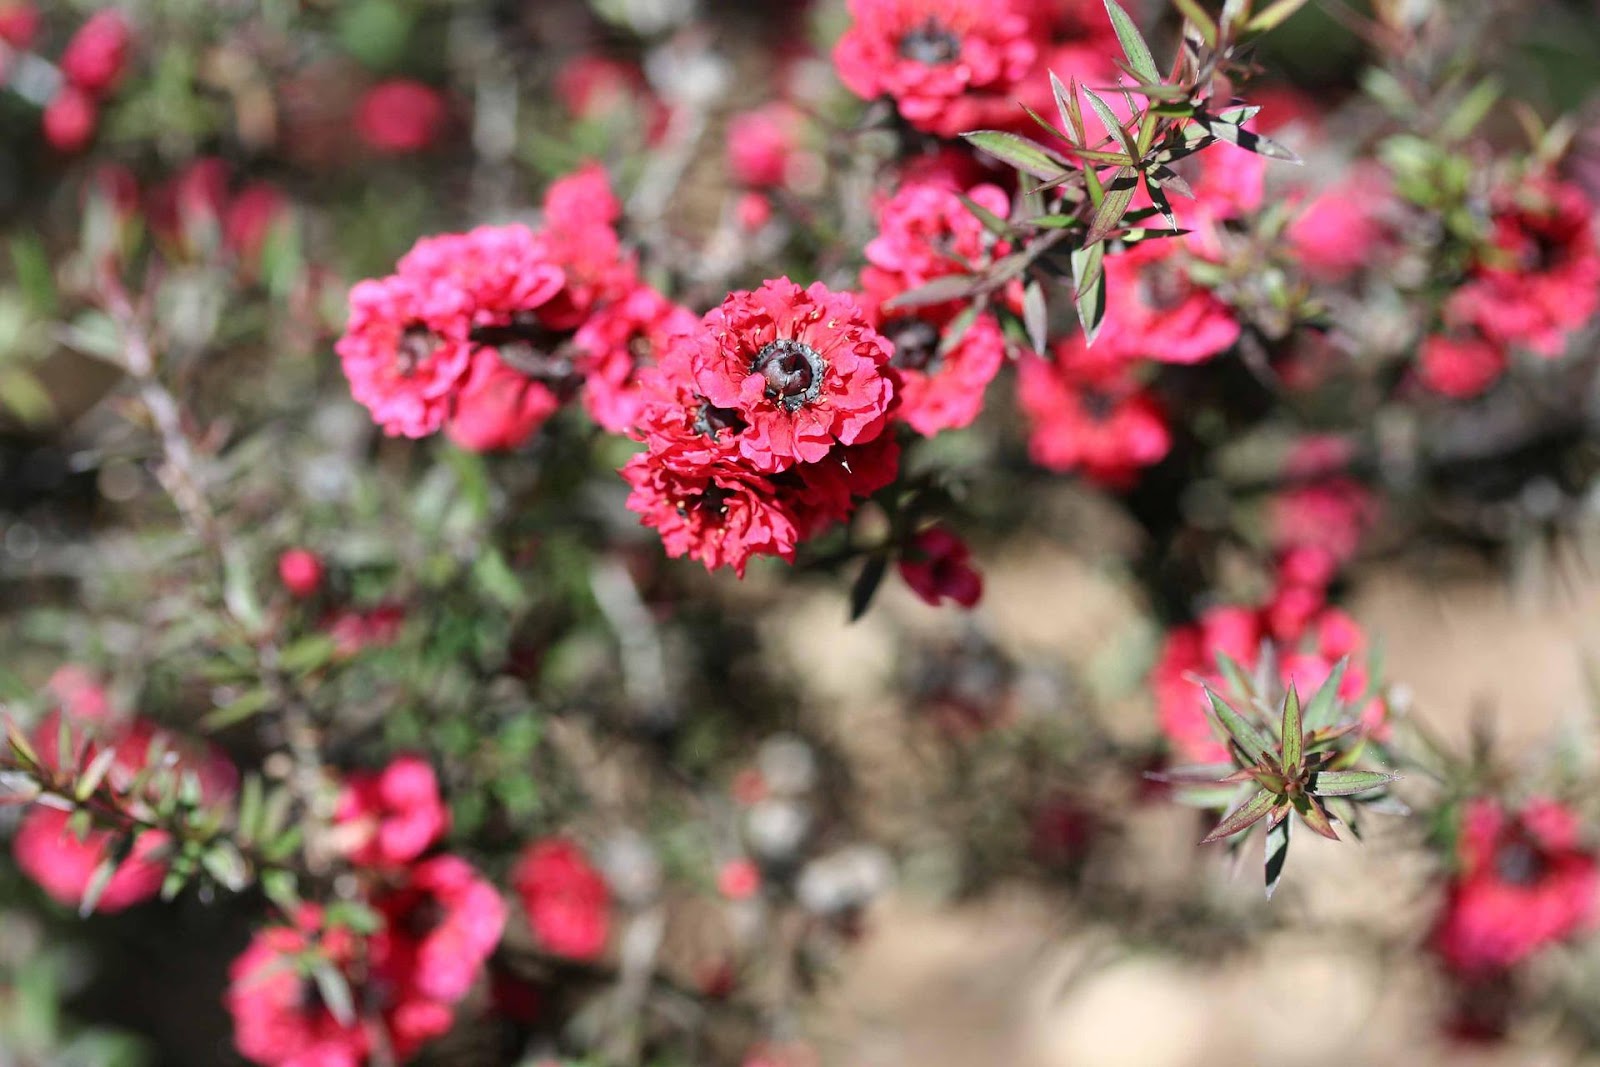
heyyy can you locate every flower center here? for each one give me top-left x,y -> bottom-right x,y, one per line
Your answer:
1492,837 -> 1548,886
1078,387 -> 1117,422
898,16 -> 961,65
884,316 -> 943,374
693,399 -> 747,440
471,311 -> 580,392
751,339 -> 826,412
397,324 -> 437,376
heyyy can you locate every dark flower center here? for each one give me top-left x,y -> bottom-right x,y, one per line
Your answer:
471,311 -> 581,393
1137,271 -> 1190,313
403,896 -> 446,938
884,316 -> 943,374
751,339 -> 826,412
397,324 -> 437,376
898,16 -> 961,65
1078,387 -> 1117,421
1492,837 -> 1549,886
693,399 -> 747,440
680,483 -> 731,521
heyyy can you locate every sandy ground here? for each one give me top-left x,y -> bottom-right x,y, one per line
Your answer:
784,542 -> 1600,1067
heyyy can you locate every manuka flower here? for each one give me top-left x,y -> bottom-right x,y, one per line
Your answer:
226,907 -> 373,1067
861,179 -> 1015,317
1097,243 -> 1240,365
59,9 -> 131,97
1151,600 -> 1380,763
1417,332 -> 1507,399
833,0 -> 1039,138
333,755 -> 449,869
371,855 -> 506,1004
576,283 -> 699,434
355,79 -> 447,155
876,311 -> 1005,435
445,349 -> 562,452
1445,176 -> 1600,357
898,526 -> 983,608
621,456 -> 807,577
1432,798 -> 1599,975
1016,336 -> 1171,487
687,278 -> 896,472
335,227 -> 565,438
513,836 -> 611,961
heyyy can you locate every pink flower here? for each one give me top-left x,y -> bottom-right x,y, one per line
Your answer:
0,2 -> 40,50
226,908 -> 371,1067
861,180 -> 1015,319
13,807 -> 169,913
878,311 -> 1005,435
717,858 -> 762,900
355,79 -> 447,154
833,0 -> 1039,138
898,526 -> 983,607
223,182 -> 288,263
1432,798 -> 1599,975
373,855 -> 506,1004
1017,336 -> 1171,487
1445,176 -> 1600,357
42,87 -> 97,153
334,755 -> 449,869
621,455 -> 806,577
1418,333 -> 1507,399
277,548 -> 324,598
1288,165 -> 1393,282
513,837 -> 611,960
60,10 -> 131,97
1097,244 -> 1240,364
323,604 -> 406,658
687,278 -> 896,472
445,350 -> 561,452
727,103 -> 811,190
576,284 -> 699,434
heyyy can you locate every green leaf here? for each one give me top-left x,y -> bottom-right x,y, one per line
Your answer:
1173,0 -> 1218,46
1053,72 -> 1086,145
1195,114 -> 1303,164
958,194 -> 1013,238
1201,787 -> 1277,843
73,747 -> 119,802
961,130 -> 1069,182
1293,793 -> 1340,840
1280,682 -> 1303,772
473,546 -> 527,613
9,235 -> 57,318
1022,279 -> 1049,353
201,687 -> 273,732
850,552 -> 890,621
237,773 -> 264,845
310,959 -> 356,1028
1081,89 -> 1139,162
1245,0 -> 1310,35
884,274 -> 981,310
1102,0 -> 1162,85
1069,242 -> 1107,344
1440,78 -> 1501,143
938,304 -> 982,356
1309,769 -> 1400,796
1083,166 -> 1139,245
79,851 -> 122,916
1263,816 -> 1290,899
1204,687 -> 1274,765
278,634 -> 338,676
0,368 -> 54,426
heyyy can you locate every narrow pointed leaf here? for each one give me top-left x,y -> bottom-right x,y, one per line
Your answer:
1102,0 -> 1162,84
937,303 -> 981,356
1294,794 -> 1340,840
961,131 -> 1069,182
1069,242 -> 1106,344
1173,0 -> 1217,44
1211,650 -> 1255,702
1082,89 -> 1139,162
1022,279 -> 1049,353
1245,0 -> 1309,34
1142,172 -> 1177,227
883,274 -> 980,310
1145,761 -> 1236,784
849,552 -> 890,621
1083,165 -> 1139,245
959,194 -> 1013,238
1195,114 -> 1303,163
1057,73 -> 1087,146
1148,164 -> 1195,199
1281,682 -> 1303,771
1263,817 -> 1290,898
1309,769 -> 1400,796
1204,687 -> 1274,764
1201,787 -> 1277,843
311,960 -> 356,1028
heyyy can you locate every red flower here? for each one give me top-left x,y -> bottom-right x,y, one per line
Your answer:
1418,333 -> 1507,399
42,87 -> 97,153
323,603 -> 406,658
717,858 -> 762,900
534,163 -> 637,331
277,548 -> 324,599
554,54 -> 669,143
60,10 -> 131,97
1445,176 -> 1600,357
513,837 -> 611,961
879,311 -> 1005,435
833,0 -> 1039,138
576,283 -> 699,434
226,907 -> 372,1067
0,2 -> 40,50
224,182 -> 289,264
445,350 -> 561,452
372,855 -> 506,1004
1017,336 -> 1171,487
335,226 -> 565,438
1098,243 -> 1240,364
334,755 -> 449,869
687,278 -> 896,472
621,455 -> 807,577
862,180 -> 1015,318
727,103 -> 813,190
898,526 -> 983,608
1151,601 -> 1380,762
1288,165 -> 1393,282
1432,798 -> 1599,975
355,79 -> 447,155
